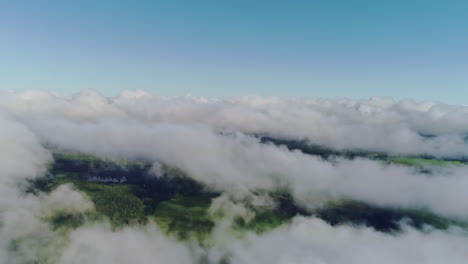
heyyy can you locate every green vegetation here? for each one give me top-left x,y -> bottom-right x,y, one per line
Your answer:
26,149 -> 468,243
389,157 -> 463,167
91,186 -> 146,226
154,194 -> 215,242
46,211 -> 103,231
315,200 -> 465,232
53,151 -> 103,162
259,136 -> 388,160
259,135 -> 468,169
46,177 -> 147,228
31,151 -> 217,235
234,209 -> 290,234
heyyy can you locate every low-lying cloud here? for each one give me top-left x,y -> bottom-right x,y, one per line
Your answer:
2,90 -> 468,157
217,217 -> 468,264
0,89 -> 468,263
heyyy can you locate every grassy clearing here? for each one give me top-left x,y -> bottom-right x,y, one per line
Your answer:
234,209 -> 290,234
53,152 -> 102,162
154,195 -> 215,242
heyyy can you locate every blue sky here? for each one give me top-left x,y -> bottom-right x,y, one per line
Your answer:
0,0 -> 467,103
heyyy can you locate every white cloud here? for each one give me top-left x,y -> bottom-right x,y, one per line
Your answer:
1,90 -> 468,263
219,217 -> 468,264
2,90 -> 468,156
60,223 -> 195,264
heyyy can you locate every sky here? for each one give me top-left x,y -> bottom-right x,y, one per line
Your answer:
0,0 -> 467,104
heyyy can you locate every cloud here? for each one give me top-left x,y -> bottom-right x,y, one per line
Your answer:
59,223 -> 195,264
1,90 -> 468,263
215,216 -> 468,264
41,184 -> 95,217
2,90 -> 468,157
0,110 -> 53,264
0,107 -> 195,263
0,111 -> 50,182
10,114 -> 468,220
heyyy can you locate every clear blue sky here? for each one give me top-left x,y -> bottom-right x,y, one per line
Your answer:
0,0 -> 467,103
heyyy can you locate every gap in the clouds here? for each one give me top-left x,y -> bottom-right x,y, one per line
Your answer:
257,135 -> 468,171
21,149 -> 467,247
315,200 -> 465,232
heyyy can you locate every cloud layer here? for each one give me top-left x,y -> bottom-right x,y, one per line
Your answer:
3,89 -> 468,157
0,90 -> 468,263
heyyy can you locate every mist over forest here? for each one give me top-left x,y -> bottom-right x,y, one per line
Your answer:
1,90 -> 468,264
